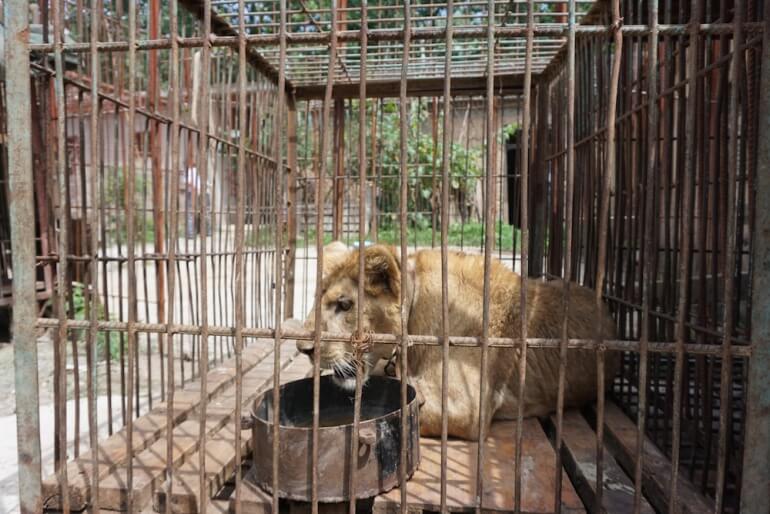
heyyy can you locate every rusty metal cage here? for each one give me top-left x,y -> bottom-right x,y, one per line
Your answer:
3,0 -> 768,512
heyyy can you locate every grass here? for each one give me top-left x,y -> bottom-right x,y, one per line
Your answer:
293,221 -> 521,251
377,221 -> 520,251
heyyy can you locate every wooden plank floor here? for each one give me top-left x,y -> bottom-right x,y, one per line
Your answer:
41,343 -> 273,511
373,419 -> 584,514
154,355 -> 314,513
44,355 -> 714,514
556,411 -> 655,514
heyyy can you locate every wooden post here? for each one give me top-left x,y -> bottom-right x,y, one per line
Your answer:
333,99 -> 345,241
284,97 -> 298,319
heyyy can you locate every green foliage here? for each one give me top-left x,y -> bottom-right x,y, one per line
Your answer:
102,167 -> 157,247
297,228 -> 334,248
69,284 -> 122,361
502,123 -> 519,140
298,99 -> 484,228
377,221 -> 520,251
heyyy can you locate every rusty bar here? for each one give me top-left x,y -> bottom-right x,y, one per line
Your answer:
669,0 -> 702,510
285,96 -> 299,320
52,0 -> 71,510
515,0 -> 534,510
6,0 -> 43,511
34,316 -> 756,355
350,2 -> 368,511
475,0 -> 496,510
197,0 -> 213,510
311,0 -> 338,506
634,0 -> 659,512
164,0 -> 182,511
87,0 -> 102,510
233,0 -> 248,510
740,0 -> 770,510
25,69 -> 279,165
272,0 -> 288,512
430,98 -> 439,246
553,0 -> 577,512
179,0 -> 292,90
398,1 -> 411,512
25,22 -> 764,56
714,0 -> 744,509
594,0 -> 622,511
439,1 -> 454,512
149,0 -> 167,402
125,0 -> 139,507
370,101 -> 379,241
333,98 -> 345,240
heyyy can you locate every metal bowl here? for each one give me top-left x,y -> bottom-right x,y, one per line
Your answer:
249,375 -> 420,502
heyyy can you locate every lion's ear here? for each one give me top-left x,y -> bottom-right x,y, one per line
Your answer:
363,245 -> 401,297
322,240 -> 349,277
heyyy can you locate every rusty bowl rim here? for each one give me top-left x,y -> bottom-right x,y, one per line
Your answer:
250,374 -> 418,432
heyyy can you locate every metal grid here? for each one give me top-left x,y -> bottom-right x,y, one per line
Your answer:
4,1 -> 768,514
211,0 -> 596,87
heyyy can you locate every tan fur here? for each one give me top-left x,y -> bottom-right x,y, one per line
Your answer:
301,242 -> 621,441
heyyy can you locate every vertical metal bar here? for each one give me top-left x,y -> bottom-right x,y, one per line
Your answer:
399,2 -> 411,512
312,1 -> 338,507
370,102 -> 379,242
197,0 -> 212,510
595,1 -> 623,512
741,1 -> 770,511
430,97 -> 438,247
52,0 -> 71,510
272,1 -> 287,512
669,0 -> 701,511
554,1 -> 576,511
350,2 -> 368,511
475,0 -> 496,511
87,0 -> 101,511
233,0 -> 248,510
164,0 -> 181,511
285,94 -> 298,320
333,99 -> 345,240
125,0 -> 138,507
149,0 -> 167,401
715,0 -> 744,509
635,0 -> 658,512
6,1 -> 43,511
439,1 -> 453,512
515,0 -> 534,511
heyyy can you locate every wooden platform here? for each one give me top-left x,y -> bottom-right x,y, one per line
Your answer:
43,350 -> 713,513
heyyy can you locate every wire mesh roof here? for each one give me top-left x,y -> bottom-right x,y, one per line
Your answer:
210,1 -> 598,89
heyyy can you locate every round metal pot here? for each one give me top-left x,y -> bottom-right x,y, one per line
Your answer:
249,375 -> 420,502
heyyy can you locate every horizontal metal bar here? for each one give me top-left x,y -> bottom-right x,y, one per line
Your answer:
30,65 -> 281,167
34,317 -> 753,356
28,23 -> 764,54
294,74 -> 523,98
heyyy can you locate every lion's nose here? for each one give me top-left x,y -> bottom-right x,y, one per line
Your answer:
296,339 -> 315,357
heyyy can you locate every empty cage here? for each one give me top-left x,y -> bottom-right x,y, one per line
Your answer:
3,0 -> 768,513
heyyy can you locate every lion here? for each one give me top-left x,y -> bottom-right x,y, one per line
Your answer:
297,241 -> 620,441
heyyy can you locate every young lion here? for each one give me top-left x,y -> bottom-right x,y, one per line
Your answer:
298,242 -> 620,441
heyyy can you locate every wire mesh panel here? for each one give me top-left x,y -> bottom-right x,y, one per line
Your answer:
3,1 -> 768,514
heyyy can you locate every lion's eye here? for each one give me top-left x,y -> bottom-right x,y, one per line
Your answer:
336,298 -> 353,313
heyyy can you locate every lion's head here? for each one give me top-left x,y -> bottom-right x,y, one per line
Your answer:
298,242 -> 404,390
